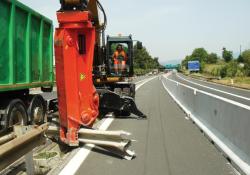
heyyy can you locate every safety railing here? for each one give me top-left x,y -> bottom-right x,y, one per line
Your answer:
162,74 -> 250,175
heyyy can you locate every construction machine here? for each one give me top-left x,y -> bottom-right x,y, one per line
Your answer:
94,35 -> 146,118
94,35 -> 142,99
0,1 -> 141,170
54,0 -> 146,146
87,2 -> 145,118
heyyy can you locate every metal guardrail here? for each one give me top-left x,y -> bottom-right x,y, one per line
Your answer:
47,126 -> 135,160
0,124 -> 48,172
162,74 -> 250,175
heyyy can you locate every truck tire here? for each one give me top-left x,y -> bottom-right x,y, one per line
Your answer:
7,99 -> 28,130
28,95 -> 46,125
0,114 -> 8,135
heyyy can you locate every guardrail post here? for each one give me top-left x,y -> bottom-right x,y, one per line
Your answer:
25,151 -> 35,175
14,126 -> 35,175
194,89 -> 197,95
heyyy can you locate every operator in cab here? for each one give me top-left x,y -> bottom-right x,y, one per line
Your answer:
113,44 -> 128,75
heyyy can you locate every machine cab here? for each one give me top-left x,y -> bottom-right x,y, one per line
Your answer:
106,35 -> 134,77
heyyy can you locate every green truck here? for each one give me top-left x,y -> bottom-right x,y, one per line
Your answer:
0,0 -> 54,134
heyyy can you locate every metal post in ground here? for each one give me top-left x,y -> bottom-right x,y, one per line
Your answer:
14,126 -> 35,175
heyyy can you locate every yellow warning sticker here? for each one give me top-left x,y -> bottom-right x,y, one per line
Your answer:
80,73 -> 86,81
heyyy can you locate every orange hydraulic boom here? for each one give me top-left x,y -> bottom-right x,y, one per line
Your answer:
54,0 -> 100,146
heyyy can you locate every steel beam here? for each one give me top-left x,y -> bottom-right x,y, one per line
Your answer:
0,124 -> 48,171
47,126 -> 136,160
0,133 -> 16,145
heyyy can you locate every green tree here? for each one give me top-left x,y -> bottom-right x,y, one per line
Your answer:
191,48 -> 208,62
226,61 -> 238,78
222,48 -> 233,62
181,55 -> 191,69
242,49 -> 250,76
181,48 -> 208,72
207,53 -> 219,64
134,46 -> 160,70
153,57 -> 160,68
242,49 -> 250,64
237,54 -> 244,63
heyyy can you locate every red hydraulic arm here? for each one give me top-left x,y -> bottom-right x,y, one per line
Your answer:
54,1 -> 99,146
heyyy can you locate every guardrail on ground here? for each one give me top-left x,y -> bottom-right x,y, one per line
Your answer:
162,74 -> 250,175
0,124 -> 48,173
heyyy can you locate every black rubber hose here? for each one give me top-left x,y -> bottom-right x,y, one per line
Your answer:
96,0 -> 107,33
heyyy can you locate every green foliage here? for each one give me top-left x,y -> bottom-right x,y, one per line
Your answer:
181,48 -> 209,72
219,66 -> 227,78
211,67 -> 221,77
237,55 -> 244,63
222,48 -> 233,62
181,55 -> 191,69
200,61 -> 206,72
211,61 -> 243,78
207,53 -> 219,64
134,46 -> 160,70
182,47 -> 250,78
235,67 -> 245,77
244,65 -> 250,76
242,49 -> 250,64
225,61 -> 238,78
191,48 -> 208,62
242,49 -> 250,76
134,68 -> 151,76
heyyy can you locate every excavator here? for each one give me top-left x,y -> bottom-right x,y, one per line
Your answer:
93,35 -> 143,98
0,1 -> 145,169
54,0 -> 146,146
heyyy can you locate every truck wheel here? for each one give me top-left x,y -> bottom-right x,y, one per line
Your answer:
28,95 -> 46,125
7,99 -> 28,129
0,114 -> 8,135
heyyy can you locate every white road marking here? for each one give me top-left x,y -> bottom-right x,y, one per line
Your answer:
59,76 -> 157,175
175,73 -> 250,101
163,74 -> 250,110
135,76 -> 157,91
134,76 -> 155,85
181,74 -> 250,93
59,118 -> 114,175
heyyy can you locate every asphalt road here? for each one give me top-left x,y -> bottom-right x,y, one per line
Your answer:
168,73 -> 250,106
35,76 -> 150,100
75,78 -> 236,175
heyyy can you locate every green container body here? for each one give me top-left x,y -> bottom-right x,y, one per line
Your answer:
0,0 -> 54,92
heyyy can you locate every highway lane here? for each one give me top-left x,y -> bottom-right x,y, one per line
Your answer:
133,75 -> 154,83
75,78 -> 235,175
168,73 -> 250,106
34,76 -> 151,100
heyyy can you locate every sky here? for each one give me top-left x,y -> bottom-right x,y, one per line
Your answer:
19,0 -> 250,64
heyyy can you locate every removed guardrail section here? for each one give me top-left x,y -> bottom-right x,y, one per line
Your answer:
0,124 -> 48,172
162,74 -> 250,175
